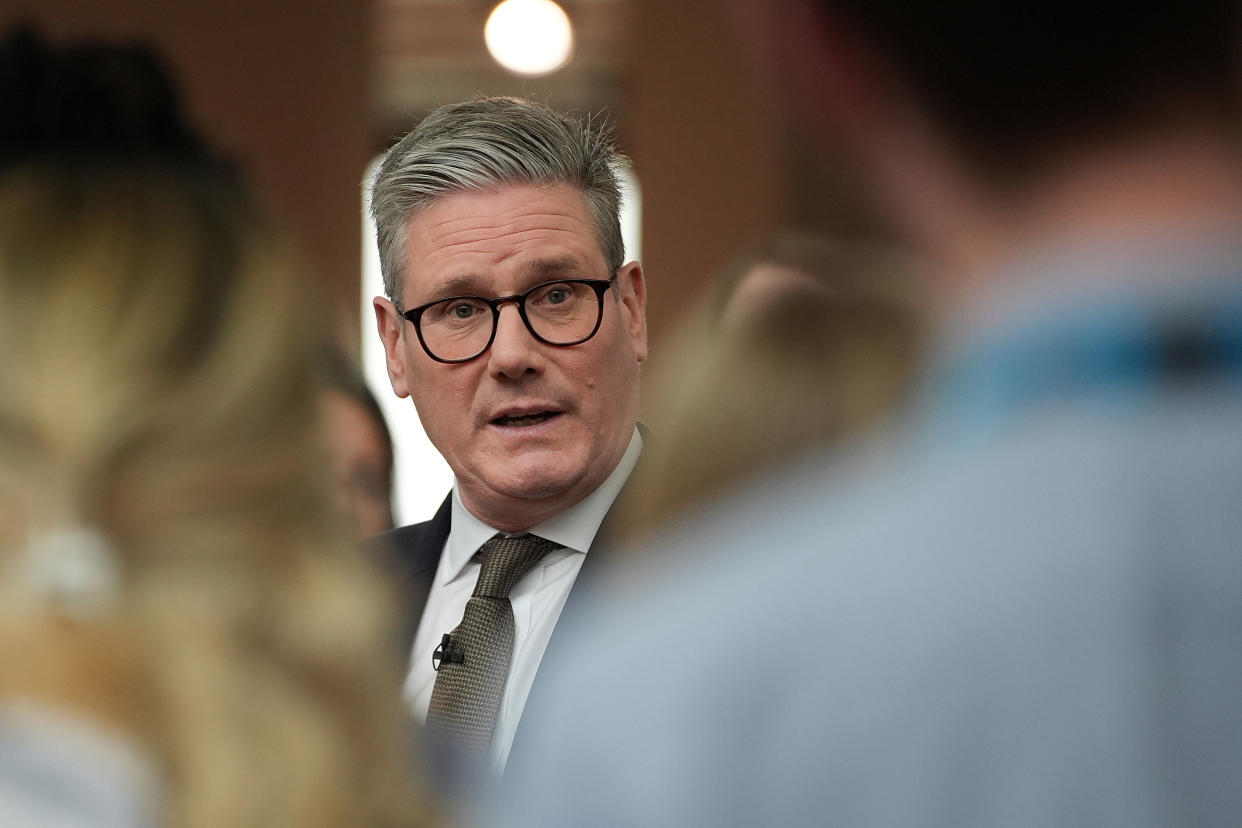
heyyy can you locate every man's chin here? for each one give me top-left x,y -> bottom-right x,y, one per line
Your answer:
459,468 -> 591,532
487,473 -> 580,503
481,456 -> 598,503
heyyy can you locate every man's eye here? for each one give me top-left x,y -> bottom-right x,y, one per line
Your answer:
532,282 -> 578,306
450,303 -> 478,319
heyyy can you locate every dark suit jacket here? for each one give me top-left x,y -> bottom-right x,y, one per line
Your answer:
369,480 -> 634,773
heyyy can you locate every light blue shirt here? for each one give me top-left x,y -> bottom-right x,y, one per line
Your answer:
486,240 -> 1242,827
0,703 -> 160,828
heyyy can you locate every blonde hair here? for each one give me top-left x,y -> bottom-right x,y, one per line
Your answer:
622,234 -> 924,539
0,164 -> 433,827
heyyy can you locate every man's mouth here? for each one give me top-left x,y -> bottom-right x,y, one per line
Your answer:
492,411 -> 560,427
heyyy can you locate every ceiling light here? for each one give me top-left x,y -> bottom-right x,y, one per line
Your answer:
484,0 -> 574,78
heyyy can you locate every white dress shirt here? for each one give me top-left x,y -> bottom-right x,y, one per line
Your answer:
404,427 -> 643,769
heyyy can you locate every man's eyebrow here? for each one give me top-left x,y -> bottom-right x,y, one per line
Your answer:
424,273 -> 489,298
525,257 -> 590,280
418,257 -> 593,301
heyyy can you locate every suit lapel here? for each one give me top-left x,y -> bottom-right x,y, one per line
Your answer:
368,493 -> 453,654
402,493 -> 453,601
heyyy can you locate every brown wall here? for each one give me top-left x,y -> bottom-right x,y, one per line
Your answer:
2,1 -> 841,357
0,0 -> 371,348
628,0 -> 788,351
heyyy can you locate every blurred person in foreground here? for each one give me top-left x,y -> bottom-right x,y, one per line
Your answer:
618,234 -> 922,542
491,1 -> 1242,825
368,97 -> 648,780
319,349 -> 396,539
0,29 -> 430,828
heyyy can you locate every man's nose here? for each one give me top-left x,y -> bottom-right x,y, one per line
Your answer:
486,301 -> 543,378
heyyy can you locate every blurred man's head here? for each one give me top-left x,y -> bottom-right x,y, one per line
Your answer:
750,1 -> 1242,279
369,98 -> 647,532
813,2 -> 1241,182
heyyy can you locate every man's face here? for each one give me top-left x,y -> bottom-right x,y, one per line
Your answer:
375,182 -> 647,531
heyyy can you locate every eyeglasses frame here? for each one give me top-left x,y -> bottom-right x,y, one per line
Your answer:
395,274 -> 619,364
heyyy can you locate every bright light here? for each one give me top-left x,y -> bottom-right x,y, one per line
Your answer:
484,0 -> 574,78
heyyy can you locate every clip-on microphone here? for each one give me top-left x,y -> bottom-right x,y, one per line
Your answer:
432,633 -> 465,671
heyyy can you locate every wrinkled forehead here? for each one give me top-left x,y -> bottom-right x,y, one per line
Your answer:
400,182 -> 608,298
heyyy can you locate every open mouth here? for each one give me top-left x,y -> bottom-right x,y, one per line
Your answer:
492,411 -> 560,428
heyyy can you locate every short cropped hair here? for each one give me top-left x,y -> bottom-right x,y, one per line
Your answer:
823,1 -> 1242,178
369,96 -> 628,302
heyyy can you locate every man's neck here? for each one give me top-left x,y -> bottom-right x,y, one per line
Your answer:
462,494 -> 582,536
457,427 -> 643,535
933,122 -> 1242,313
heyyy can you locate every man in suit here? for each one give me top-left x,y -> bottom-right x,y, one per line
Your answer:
493,1 -> 1242,824
368,96 -> 648,773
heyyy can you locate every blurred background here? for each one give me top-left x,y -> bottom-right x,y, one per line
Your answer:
0,0 -> 884,523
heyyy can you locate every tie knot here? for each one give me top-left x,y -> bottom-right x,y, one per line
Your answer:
473,534 -> 558,599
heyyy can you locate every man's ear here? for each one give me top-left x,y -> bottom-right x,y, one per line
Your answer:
373,296 -> 411,398
617,260 -> 648,364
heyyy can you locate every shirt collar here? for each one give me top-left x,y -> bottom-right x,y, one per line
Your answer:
931,229 -> 1242,376
440,427 -> 644,586
917,234 -> 1242,436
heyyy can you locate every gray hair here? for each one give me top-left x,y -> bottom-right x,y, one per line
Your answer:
369,96 -> 628,302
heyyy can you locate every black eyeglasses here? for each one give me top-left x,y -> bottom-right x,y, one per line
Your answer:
396,275 -> 618,364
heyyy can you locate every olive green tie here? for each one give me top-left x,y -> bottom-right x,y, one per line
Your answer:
426,533 -> 559,751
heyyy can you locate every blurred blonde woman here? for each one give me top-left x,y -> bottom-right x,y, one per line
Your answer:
0,161 -> 435,827
621,233 -> 924,539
